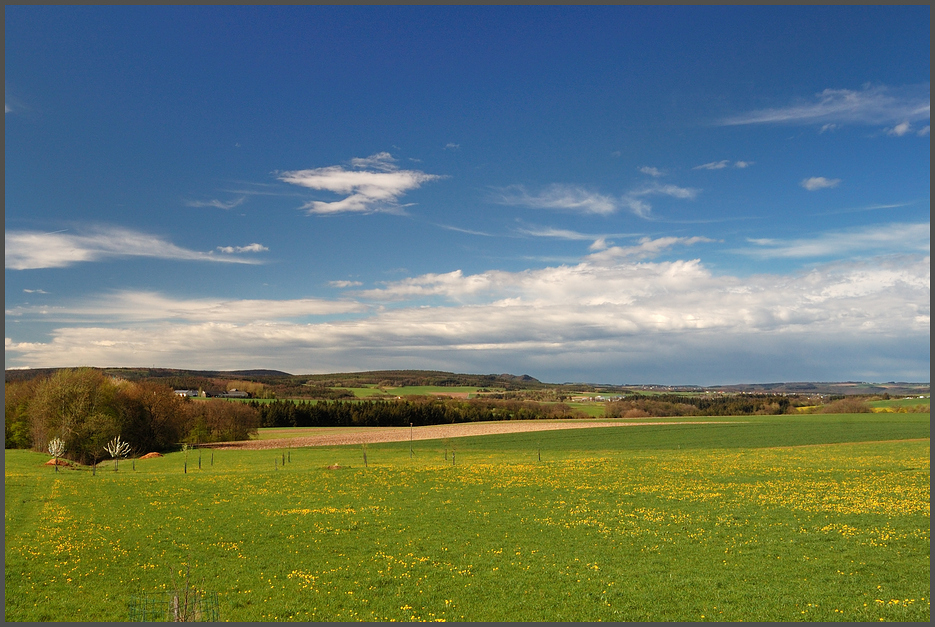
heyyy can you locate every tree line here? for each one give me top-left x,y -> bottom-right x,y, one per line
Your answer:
253,397 -> 584,428
605,393 -> 802,418
5,368 -> 259,463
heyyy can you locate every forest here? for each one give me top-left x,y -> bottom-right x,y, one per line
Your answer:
254,397 -> 583,428
4,368 -> 259,463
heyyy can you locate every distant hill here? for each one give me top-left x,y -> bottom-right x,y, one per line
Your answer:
4,366 -> 927,398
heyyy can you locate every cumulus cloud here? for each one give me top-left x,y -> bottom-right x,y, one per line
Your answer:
639,166 -> 664,177
6,253 -> 928,384
496,183 -> 697,219
329,280 -> 363,288
279,152 -> 443,215
184,197 -> 245,210
215,243 -> 269,254
589,237 -> 610,252
720,84 -> 930,128
5,226 -> 265,270
801,177 -> 841,191
740,222 -> 929,259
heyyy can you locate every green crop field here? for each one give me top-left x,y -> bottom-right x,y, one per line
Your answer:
868,396 -> 930,409
339,385 -> 489,398
4,413 -> 929,622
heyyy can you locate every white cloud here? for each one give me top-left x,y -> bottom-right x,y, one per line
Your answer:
820,123 -> 838,133
496,182 -> 696,219
589,237 -> 610,252
215,243 -> 269,254
5,290 -> 365,323
694,160 -> 730,170
23,288 -> 49,294
886,121 -> 912,136
279,153 -> 443,215
329,280 -> 363,288
918,125 -> 930,136
587,236 -> 714,263
639,166 -> 664,177
721,84 -> 930,127
184,197 -> 245,210
349,152 -> 397,171
6,253 -> 928,384
4,226 -> 265,270
740,222 -> 930,259
518,226 -> 598,241
444,143 -> 460,150
494,184 -> 618,216
620,196 -> 652,218
801,176 -> 841,191
694,160 -> 752,170
635,183 -> 698,200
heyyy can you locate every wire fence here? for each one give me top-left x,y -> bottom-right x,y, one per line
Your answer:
127,590 -> 219,622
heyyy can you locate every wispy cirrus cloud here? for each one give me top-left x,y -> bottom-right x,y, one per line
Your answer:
4,290 -> 365,323
720,84 -> 930,128
215,243 -> 268,254
517,226 -> 603,241
740,222 -> 930,259
801,176 -> 841,191
329,280 -> 363,288
184,197 -> 246,210
639,166 -> 665,177
587,236 -> 714,263
495,182 -> 697,219
494,184 -> 618,215
279,152 -> 443,215
694,160 -> 753,170
4,226 -> 265,270
518,225 -> 629,251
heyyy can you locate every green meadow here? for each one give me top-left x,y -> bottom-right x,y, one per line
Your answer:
4,414 -> 929,622
340,385 -> 489,398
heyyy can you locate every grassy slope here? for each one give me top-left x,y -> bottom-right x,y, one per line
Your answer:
5,413 -> 929,622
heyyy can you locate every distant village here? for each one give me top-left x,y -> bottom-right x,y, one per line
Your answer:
174,388 -> 249,399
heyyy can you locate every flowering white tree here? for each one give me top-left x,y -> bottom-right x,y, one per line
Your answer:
104,435 -> 131,471
48,437 -> 66,472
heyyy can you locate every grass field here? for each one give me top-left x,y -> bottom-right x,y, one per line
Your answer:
4,413 -> 929,622
339,386 -> 491,398
868,396 -> 930,409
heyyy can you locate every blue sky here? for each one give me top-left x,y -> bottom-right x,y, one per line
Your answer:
5,6 -> 930,384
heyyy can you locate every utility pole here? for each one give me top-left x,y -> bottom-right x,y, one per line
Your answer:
409,422 -> 413,457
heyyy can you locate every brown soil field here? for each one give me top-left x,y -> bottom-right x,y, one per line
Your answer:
200,420 -> 734,450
